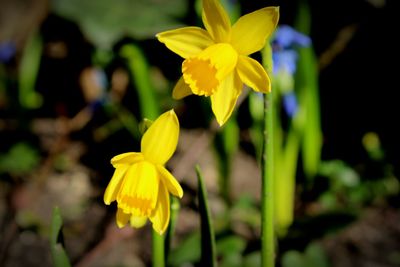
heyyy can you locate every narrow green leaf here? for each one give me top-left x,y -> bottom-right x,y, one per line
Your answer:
165,196 -> 180,261
120,44 -> 159,119
50,207 -> 71,267
294,1 -> 322,180
196,165 -> 217,267
214,118 -> 239,203
19,32 -> 43,109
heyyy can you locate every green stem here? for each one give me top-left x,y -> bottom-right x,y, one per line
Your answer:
152,231 -> 165,267
261,90 -> 275,267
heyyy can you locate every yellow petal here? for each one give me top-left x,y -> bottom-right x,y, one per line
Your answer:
149,183 -> 170,235
130,216 -> 147,228
156,165 -> 183,198
141,109 -> 179,165
231,7 -> 279,55
116,161 -> 159,216
116,208 -> 130,228
182,43 -> 237,96
156,27 -> 214,59
172,77 -> 192,99
104,165 -> 129,205
211,71 -> 242,126
202,0 -> 231,42
111,152 -> 144,168
236,55 -> 271,93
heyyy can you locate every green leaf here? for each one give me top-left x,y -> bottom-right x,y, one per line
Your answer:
165,196 -> 180,261
216,235 -> 246,256
214,118 -> 239,203
50,207 -> 71,267
120,44 -> 159,120
243,251 -> 261,267
51,0 -> 188,48
196,165 -> 217,267
168,232 -> 201,266
305,243 -> 330,267
19,32 -> 43,109
282,251 -> 307,267
0,143 -> 40,175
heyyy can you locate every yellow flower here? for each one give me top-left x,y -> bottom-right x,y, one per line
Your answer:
103,109 -> 183,234
157,0 -> 279,125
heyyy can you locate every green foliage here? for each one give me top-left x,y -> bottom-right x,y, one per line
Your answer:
51,0 -> 188,48
0,143 -> 40,176
120,44 -> 160,119
19,32 -> 43,109
168,232 -> 201,266
214,118 -> 239,203
282,242 -> 330,267
196,165 -> 217,267
50,207 -> 72,267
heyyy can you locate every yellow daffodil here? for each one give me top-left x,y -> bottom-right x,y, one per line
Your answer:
103,109 -> 183,234
157,0 -> 279,125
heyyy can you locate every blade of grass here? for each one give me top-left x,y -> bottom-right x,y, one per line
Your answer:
196,165 -> 217,267
50,207 -> 71,267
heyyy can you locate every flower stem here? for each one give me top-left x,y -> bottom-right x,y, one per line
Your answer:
152,230 -> 165,267
261,90 -> 275,267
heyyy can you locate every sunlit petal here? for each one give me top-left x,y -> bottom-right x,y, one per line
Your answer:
149,182 -> 170,234
172,77 -> 192,99
211,72 -> 242,125
201,0 -> 231,42
116,208 -> 130,228
156,165 -> 183,198
237,55 -> 271,93
104,165 -> 129,205
156,27 -> 214,59
111,152 -> 144,168
130,216 -> 147,228
116,161 -> 159,216
141,110 -> 179,165
231,7 -> 279,55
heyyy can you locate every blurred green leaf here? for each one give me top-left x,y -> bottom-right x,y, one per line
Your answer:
120,44 -> 159,119
50,207 -> 71,267
304,242 -> 330,267
282,242 -> 330,267
19,32 -> 43,109
282,251 -> 307,267
196,165 -> 217,267
0,143 -> 40,176
243,251 -> 261,267
165,196 -> 180,261
294,1 -> 322,180
216,235 -> 246,256
168,232 -> 201,266
214,118 -> 239,203
51,0 -> 188,48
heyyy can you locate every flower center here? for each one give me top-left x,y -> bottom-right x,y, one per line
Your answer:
182,43 -> 238,96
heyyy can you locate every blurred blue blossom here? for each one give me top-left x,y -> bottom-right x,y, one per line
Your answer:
282,91 -> 298,118
272,25 -> 311,117
0,41 -> 16,63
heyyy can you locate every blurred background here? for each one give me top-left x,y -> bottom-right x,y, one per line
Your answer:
0,0 -> 399,266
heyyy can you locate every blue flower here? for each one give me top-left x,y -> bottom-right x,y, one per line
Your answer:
0,41 -> 16,63
272,25 -> 310,117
